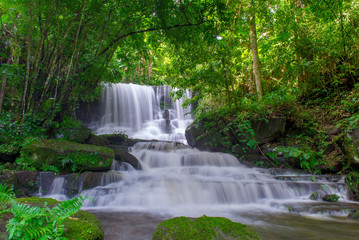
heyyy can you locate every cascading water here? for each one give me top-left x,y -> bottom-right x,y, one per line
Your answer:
85,83 -> 192,143
44,83 -> 359,239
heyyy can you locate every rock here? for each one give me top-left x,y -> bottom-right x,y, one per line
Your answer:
0,144 -> 20,163
185,123 -> 220,152
114,148 -> 142,170
310,190 -> 326,201
336,129 -> 359,168
56,120 -> 91,144
100,134 -> 128,145
348,210 -> 359,220
19,139 -> 114,173
252,118 -> 286,145
85,133 -> 111,146
322,194 -> 340,202
0,170 -> 39,197
152,215 -> 261,240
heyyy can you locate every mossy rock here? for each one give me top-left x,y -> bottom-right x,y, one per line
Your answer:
348,210 -> 359,221
152,215 -> 261,240
0,197 -> 104,240
63,210 -> 104,240
19,139 -> 114,173
85,133 -> 111,146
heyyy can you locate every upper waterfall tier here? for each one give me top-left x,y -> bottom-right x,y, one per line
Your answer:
83,83 -> 193,143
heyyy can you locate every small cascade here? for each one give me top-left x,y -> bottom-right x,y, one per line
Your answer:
84,83 -> 193,143
80,142 -> 349,215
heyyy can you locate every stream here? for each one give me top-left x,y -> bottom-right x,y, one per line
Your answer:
44,83 -> 359,239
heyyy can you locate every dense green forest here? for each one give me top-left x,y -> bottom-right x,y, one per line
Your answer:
1,0 -> 359,238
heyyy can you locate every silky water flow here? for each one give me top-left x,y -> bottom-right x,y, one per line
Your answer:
43,83 -> 359,240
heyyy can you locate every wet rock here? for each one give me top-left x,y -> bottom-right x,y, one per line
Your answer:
153,215 -> 261,240
85,133 -> 110,146
114,148 -> 142,170
20,139 -> 114,173
310,190 -> 326,201
348,210 -> 359,220
101,133 -> 128,145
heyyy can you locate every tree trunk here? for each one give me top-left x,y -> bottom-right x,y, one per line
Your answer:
0,57 -> 12,112
21,0 -> 34,116
250,0 -> 263,99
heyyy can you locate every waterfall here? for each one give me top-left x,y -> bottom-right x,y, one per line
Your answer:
86,83 -> 193,143
80,142 -> 348,215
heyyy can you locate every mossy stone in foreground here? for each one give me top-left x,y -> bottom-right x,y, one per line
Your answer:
152,215 -> 261,240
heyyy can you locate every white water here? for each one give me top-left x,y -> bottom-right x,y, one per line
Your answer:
87,83 -> 192,143
80,142 -> 349,218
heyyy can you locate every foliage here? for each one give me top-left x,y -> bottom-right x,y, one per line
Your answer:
322,194 -> 340,202
0,183 -> 84,239
275,146 -> 322,173
346,171 -> 359,201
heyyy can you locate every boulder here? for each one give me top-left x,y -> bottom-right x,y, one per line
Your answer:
19,139 -> 114,173
0,144 -> 20,163
85,133 -> 111,146
100,134 -> 128,145
336,129 -> 359,168
348,210 -> 359,221
252,118 -> 286,145
56,121 -> 91,144
0,171 -> 39,197
152,215 -> 261,240
114,148 -> 142,170
185,123 -> 219,151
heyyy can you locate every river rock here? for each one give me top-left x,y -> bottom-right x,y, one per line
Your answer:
85,133 -> 111,146
348,210 -> 359,220
152,215 -> 261,240
114,148 -> 142,170
19,139 -> 114,173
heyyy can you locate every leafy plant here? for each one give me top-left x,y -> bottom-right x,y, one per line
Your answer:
275,146 -> 322,173
0,184 -> 84,240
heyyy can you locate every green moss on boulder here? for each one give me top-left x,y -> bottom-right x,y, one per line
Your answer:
19,139 -> 114,173
152,215 -> 261,240
63,210 -> 104,240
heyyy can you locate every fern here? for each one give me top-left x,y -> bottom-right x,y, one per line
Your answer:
0,183 -> 84,240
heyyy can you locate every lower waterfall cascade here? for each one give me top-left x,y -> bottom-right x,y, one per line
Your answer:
42,83 -> 359,240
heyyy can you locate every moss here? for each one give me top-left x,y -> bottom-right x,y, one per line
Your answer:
15,197 -> 59,207
152,215 -> 261,240
18,139 -> 114,173
63,210 -> 104,240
